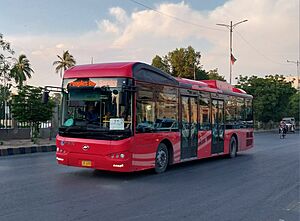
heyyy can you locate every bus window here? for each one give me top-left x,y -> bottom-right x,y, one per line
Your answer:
136,86 -> 155,132
156,88 -> 178,131
245,99 -> 253,128
199,93 -> 210,130
225,96 -> 236,128
236,98 -> 246,128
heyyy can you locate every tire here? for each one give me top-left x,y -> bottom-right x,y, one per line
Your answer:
155,143 -> 169,173
229,136 -> 237,158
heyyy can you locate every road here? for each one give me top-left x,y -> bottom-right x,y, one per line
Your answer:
0,132 -> 299,221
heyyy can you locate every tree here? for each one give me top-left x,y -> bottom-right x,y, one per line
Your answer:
152,46 -> 208,80
287,92 -> 300,121
0,33 -> 14,91
53,50 -> 76,78
207,68 -> 226,81
151,55 -> 170,74
11,86 -> 55,142
0,85 -> 10,103
236,75 -> 297,122
10,54 -> 34,88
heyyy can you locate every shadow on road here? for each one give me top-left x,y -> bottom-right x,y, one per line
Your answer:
57,152 -> 254,182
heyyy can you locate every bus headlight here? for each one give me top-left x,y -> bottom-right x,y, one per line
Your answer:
109,152 -> 128,159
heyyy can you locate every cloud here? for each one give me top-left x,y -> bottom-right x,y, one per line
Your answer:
6,0 -> 299,87
109,7 -> 128,23
96,7 -> 129,34
98,20 -> 120,34
55,43 -> 64,49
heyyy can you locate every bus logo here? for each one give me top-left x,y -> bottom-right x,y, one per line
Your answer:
82,145 -> 90,151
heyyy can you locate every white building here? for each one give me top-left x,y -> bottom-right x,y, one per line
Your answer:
285,76 -> 300,90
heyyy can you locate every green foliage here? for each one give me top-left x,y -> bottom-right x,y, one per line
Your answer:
152,55 -> 170,74
236,75 -> 297,122
151,46 -> 208,80
0,85 -> 11,103
0,33 -> 14,53
10,54 -> 34,88
1,34 -> 33,92
287,92 -> 300,121
0,33 -> 14,85
11,86 -> 55,141
53,50 -> 76,78
207,68 -> 226,81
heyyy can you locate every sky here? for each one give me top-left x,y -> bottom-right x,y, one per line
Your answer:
0,0 -> 299,87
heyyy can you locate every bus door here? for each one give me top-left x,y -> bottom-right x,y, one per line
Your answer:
211,99 -> 224,154
180,96 -> 198,159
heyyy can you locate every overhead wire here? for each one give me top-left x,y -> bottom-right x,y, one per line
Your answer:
128,0 -> 225,32
235,30 -> 290,65
128,0 -> 293,66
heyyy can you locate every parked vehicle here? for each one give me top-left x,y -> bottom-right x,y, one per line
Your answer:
282,117 -> 295,133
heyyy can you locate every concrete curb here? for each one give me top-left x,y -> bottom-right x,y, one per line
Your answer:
254,129 -> 278,133
0,145 -> 56,157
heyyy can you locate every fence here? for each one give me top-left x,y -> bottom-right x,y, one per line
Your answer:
0,102 -> 53,129
0,102 -> 59,140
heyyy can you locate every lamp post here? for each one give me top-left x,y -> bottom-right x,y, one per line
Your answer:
287,60 -> 300,90
217,20 -> 248,84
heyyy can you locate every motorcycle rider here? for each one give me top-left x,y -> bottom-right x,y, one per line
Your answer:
279,121 -> 287,134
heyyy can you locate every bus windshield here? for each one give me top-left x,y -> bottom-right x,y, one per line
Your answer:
59,78 -> 133,140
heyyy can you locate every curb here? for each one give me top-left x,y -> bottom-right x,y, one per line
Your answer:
254,129 -> 278,133
0,145 -> 56,157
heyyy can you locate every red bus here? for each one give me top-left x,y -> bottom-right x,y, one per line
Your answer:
56,62 -> 253,173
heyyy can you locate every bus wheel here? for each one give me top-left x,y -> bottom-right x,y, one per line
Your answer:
229,136 -> 237,158
155,143 -> 169,173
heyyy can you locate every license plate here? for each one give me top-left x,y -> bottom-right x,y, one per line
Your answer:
81,160 -> 92,167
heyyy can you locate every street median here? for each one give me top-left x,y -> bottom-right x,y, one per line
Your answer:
0,139 -> 56,157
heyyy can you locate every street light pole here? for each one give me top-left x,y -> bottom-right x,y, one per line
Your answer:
217,20 -> 248,84
287,60 -> 300,90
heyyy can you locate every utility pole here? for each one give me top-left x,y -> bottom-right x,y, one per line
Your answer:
287,60 -> 300,90
194,63 -> 196,80
217,20 -> 248,84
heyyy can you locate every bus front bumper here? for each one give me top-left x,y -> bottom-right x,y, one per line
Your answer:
56,152 -> 133,172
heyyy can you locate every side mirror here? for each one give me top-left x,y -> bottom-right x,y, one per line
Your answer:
42,91 -> 49,104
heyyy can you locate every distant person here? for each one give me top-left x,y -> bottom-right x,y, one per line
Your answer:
279,121 -> 287,134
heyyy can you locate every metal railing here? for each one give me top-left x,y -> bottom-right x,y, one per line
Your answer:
0,102 -> 52,129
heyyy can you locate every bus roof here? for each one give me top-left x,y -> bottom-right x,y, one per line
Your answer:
64,62 -> 252,98
64,62 -> 136,79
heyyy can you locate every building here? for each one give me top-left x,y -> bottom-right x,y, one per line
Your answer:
285,76 -> 300,90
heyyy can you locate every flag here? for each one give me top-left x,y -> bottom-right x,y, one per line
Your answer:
231,53 -> 237,65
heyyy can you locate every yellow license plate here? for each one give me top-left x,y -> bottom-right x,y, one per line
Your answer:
81,160 -> 92,167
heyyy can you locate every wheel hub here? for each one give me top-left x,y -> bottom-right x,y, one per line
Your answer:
157,150 -> 167,168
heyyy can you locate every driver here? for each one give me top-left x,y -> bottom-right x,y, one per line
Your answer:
79,103 -> 98,122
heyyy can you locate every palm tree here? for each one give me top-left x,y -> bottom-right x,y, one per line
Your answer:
53,50 -> 76,78
10,54 -> 34,88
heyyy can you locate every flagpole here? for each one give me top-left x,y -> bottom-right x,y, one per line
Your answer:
216,19 -> 248,84
230,21 -> 233,84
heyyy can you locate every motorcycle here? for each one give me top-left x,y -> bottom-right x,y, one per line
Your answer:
279,127 -> 286,139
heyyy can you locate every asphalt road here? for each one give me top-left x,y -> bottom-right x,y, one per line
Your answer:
0,132 -> 299,221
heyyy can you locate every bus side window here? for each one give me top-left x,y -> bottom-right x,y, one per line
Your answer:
156,88 -> 178,131
245,99 -> 253,128
136,87 -> 155,133
236,98 -> 246,128
199,93 -> 210,131
225,96 -> 236,129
